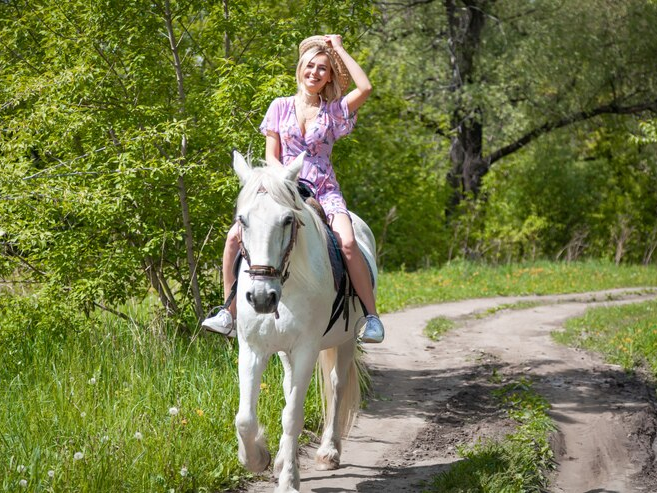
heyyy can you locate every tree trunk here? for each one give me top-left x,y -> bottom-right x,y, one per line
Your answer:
163,0 -> 204,322
445,0 -> 490,212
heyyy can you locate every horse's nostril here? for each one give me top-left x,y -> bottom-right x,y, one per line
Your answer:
268,292 -> 278,306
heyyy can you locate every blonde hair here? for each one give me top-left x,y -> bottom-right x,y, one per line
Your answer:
295,46 -> 342,102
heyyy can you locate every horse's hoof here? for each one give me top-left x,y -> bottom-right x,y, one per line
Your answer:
247,450 -> 271,473
315,457 -> 340,471
263,450 -> 272,472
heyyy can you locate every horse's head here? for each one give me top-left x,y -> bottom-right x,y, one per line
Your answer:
232,150 -> 305,314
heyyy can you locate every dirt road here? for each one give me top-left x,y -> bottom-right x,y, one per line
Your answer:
244,288 -> 657,493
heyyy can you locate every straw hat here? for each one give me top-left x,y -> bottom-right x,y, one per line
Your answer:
298,35 -> 351,94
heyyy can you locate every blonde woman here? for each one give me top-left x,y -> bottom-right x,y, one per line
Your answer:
203,34 -> 384,343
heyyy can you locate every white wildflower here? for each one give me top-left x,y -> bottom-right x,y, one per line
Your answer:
17,464 -> 25,473
88,377 -> 96,385
19,479 -> 27,488
180,466 -> 188,477
73,452 -> 84,461
80,412 -> 86,419
134,431 -> 143,440
48,470 -> 55,479
168,407 -> 179,416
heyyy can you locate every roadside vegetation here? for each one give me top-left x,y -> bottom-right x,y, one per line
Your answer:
423,377 -> 555,493
555,299 -> 657,379
2,261 -> 656,491
378,259 -> 657,313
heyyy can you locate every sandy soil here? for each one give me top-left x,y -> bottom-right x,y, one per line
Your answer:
241,288 -> 657,493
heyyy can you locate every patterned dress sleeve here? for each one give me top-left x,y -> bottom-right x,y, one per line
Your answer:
328,97 -> 357,140
260,98 -> 282,136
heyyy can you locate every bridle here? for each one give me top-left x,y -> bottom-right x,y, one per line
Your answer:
237,217 -> 300,285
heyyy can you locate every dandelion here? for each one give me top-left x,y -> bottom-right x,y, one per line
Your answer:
101,435 -> 109,443
169,407 -> 179,416
17,464 -> 25,473
80,412 -> 87,419
260,382 -> 268,391
134,431 -> 143,440
181,418 -> 188,426
180,466 -> 188,477
48,470 -> 55,479
19,479 -> 27,488
195,409 -> 204,417
74,452 -> 84,461
88,377 -> 97,385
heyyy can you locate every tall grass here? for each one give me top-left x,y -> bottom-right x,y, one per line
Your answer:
0,310 -> 321,492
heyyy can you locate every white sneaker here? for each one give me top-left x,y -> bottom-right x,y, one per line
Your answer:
201,308 -> 236,337
359,315 -> 385,343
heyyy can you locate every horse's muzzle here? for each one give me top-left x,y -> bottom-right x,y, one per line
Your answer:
245,282 -> 281,314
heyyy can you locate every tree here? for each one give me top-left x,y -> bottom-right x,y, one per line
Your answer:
372,0 -> 657,209
0,0 -> 375,326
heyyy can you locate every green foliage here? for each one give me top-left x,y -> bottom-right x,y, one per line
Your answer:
424,378 -> 554,493
362,0 -> 657,266
478,121 -> 657,263
555,299 -> 657,377
0,0 -> 376,324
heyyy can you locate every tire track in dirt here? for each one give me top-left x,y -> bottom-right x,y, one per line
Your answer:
242,288 -> 657,492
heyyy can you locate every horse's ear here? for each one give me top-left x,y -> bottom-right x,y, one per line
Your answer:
232,150 -> 252,185
284,152 -> 305,182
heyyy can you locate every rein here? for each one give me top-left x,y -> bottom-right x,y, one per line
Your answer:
237,217 -> 300,285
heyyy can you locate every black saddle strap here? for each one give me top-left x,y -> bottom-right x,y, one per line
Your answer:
323,271 -> 347,336
323,247 -> 373,337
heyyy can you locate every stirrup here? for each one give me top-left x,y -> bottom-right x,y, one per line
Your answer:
201,306 -> 236,338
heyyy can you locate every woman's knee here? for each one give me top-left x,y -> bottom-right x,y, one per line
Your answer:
225,223 -> 240,253
336,231 -> 358,259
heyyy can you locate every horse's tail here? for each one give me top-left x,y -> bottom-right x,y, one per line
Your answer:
317,345 -> 362,436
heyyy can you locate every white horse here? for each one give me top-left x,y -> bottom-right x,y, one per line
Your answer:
230,150 -> 376,493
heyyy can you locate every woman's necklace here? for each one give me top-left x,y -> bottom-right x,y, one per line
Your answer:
295,93 -> 322,135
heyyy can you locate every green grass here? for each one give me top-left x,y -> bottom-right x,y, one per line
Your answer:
0,309 -> 323,492
554,298 -> 657,378
378,259 -> 657,313
475,301 -> 543,319
2,259 -> 656,491
424,316 -> 455,341
423,378 -> 555,493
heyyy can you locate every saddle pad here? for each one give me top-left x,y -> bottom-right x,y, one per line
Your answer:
325,225 -> 345,291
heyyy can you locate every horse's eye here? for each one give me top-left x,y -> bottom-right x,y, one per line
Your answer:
282,216 -> 294,227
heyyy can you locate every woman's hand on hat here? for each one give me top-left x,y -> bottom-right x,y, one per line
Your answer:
324,34 -> 343,50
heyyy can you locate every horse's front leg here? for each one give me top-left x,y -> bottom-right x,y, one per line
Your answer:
274,348 -> 318,493
235,344 -> 270,473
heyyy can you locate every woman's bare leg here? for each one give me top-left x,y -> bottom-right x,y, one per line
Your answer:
222,222 -> 240,317
330,213 -> 377,316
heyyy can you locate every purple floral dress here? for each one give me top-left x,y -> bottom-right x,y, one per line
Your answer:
259,96 -> 357,218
